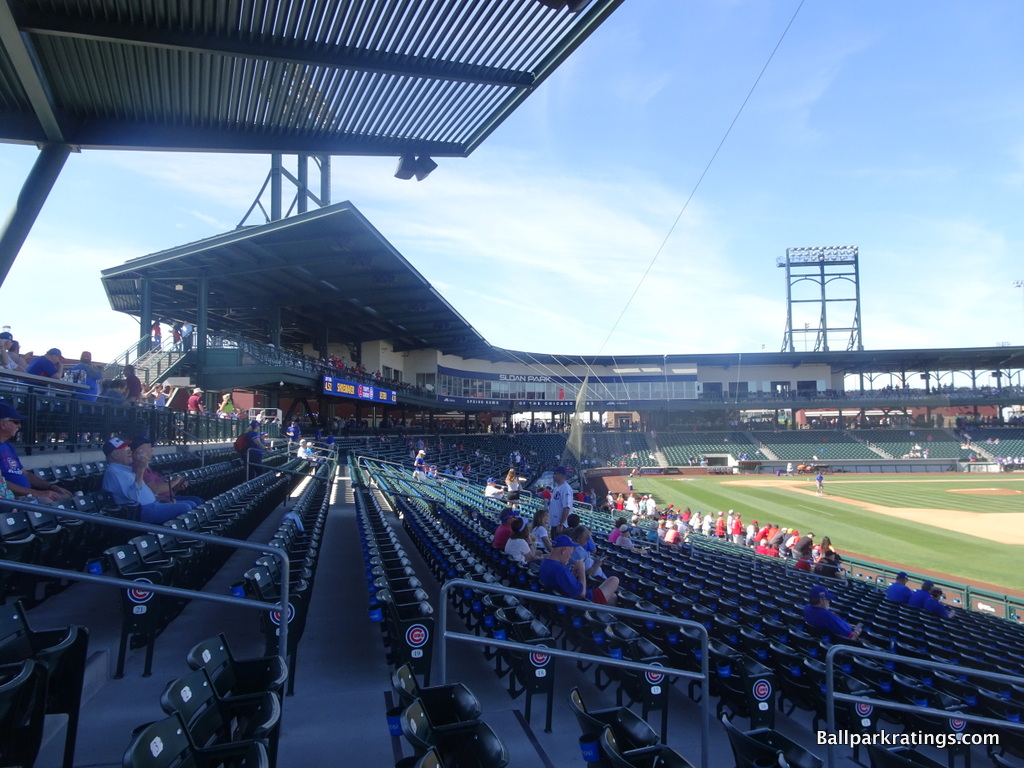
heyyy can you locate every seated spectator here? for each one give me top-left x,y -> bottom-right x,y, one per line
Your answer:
608,516 -> 628,545
568,524 -> 606,579
530,509 -> 552,552
792,532 -> 815,571
615,525 -> 645,552
101,437 -> 198,523
908,579 -> 935,609
803,585 -> 862,640
99,378 -> 128,404
491,507 -> 517,551
814,539 -> 844,578
131,436 -> 204,507
663,520 -> 682,546
0,333 -> 26,372
504,517 -> 537,565
921,587 -> 955,619
884,572 -> 912,604
484,478 -> 504,500
539,534 -> 618,606
0,404 -> 73,501
25,348 -> 64,378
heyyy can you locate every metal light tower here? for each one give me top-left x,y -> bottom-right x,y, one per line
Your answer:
779,246 -> 863,353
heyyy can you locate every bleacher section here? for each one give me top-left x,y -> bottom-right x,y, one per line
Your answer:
586,432 -> 652,468
966,428 -> 1024,466
752,431 -> 882,461
855,429 -> 973,460
658,431 -> 759,464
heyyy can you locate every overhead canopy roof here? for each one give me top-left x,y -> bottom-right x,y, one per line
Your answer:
102,201 -> 1024,375
0,0 -> 624,155
101,201 -> 494,358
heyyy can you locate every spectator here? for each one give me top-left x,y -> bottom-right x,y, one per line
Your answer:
885,572 -> 913,604
0,332 -> 25,372
65,351 -> 103,401
539,534 -> 618,606
568,524 -> 606,579
145,383 -> 168,407
187,387 -> 204,412
131,436 -> 204,507
123,364 -> 143,402
241,420 -> 269,480
803,585 -> 862,640
908,579 -> 935,609
99,379 -> 128,404
491,507 -> 517,551
504,517 -> 537,565
792,532 -> 815,571
26,347 -> 64,378
216,392 -> 236,419
530,509 -> 552,552
921,587 -> 955,619
548,465 -> 573,535
101,437 -> 195,523
0,403 -> 73,501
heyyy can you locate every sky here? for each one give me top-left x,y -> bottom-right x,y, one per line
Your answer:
1,0 -> 1023,367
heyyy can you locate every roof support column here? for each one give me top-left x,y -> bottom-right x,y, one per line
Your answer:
268,306 -> 281,348
319,156 -> 331,207
270,154 -> 283,221
138,277 -> 152,358
0,144 -> 70,288
297,155 -> 308,214
196,276 -> 208,387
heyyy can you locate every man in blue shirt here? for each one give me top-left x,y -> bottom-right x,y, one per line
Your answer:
0,403 -> 73,501
101,437 -> 195,523
908,580 -> 934,609
920,587 -> 955,619
25,348 -> 63,378
803,585 -> 862,640
884,572 -> 913,604
539,534 -> 618,606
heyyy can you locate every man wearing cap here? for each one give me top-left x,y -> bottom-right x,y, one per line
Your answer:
492,508 -> 518,551
412,450 -> 427,482
548,466 -> 573,535
0,404 -> 72,501
920,587 -> 955,619
242,420 -> 268,480
885,572 -> 913,604
0,331 -> 19,371
25,348 -> 64,378
101,438 -> 196,523
792,532 -> 815,571
804,585 -> 862,640
908,579 -> 935,609
131,436 -> 204,507
539,534 -> 618,605
187,388 -> 204,412
65,352 -> 103,401
484,478 -> 504,500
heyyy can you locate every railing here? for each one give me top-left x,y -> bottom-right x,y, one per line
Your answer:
0,496 -> 290,660
438,578 -> 712,768
823,644 -> 1024,768
0,378 -> 246,451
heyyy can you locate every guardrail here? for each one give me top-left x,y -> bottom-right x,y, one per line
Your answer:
823,644 -> 1024,768
437,578 -> 712,768
0,496 -> 290,660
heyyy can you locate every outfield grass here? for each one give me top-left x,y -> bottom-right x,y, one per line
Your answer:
628,474 -> 1024,593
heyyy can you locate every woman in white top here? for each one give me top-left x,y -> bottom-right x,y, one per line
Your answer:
530,509 -> 552,552
504,518 -> 537,564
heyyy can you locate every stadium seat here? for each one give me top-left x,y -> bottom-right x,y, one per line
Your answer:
0,600 -> 89,768
123,714 -> 269,768
598,724 -> 697,768
399,699 -> 509,767
721,713 -> 822,768
0,659 -> 48,768
186,634 -> 288,699
391,663 -> 482,726
866,744 -> 945,768
568,686 -> 660,752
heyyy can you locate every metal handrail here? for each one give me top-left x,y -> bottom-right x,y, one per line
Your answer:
823,644 -> 1024,768
438,578 -> 711,768
0,495 -> 290,660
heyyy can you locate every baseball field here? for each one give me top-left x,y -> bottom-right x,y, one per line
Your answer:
618,473 -> 1024,594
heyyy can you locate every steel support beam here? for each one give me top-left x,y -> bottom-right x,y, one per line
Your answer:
196,276 -> 208,387
137,277 -> 152,358
0,143 -> 70,288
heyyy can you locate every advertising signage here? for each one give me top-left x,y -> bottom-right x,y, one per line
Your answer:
322,375 -> 397,404
436,395 -> 629,410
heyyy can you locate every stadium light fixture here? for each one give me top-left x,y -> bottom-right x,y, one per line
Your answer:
395,154 -> 438,181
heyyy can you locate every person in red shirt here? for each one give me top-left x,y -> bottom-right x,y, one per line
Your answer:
730,514 -> 743,544
186,387 -> 204,412
714,512 -> 726,539
492,508 -> 517,551
540,486 -> 552,501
